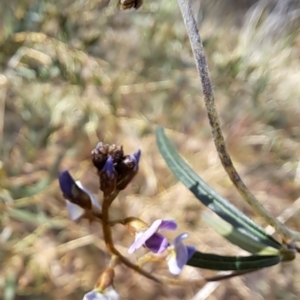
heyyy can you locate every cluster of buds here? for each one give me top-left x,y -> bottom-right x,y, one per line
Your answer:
91,142 -> 141,200
58,142 -> 196,298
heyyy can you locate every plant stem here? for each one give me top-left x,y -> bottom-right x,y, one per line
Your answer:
101,194 -> 161,282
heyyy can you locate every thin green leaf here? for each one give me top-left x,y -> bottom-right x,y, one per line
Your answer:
156,126 -> 281,251
187,251 -> 281,271
202,211 -> 279,255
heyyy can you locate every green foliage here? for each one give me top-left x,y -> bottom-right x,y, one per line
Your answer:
187,252 -> 280,271
156,126 -> 281,253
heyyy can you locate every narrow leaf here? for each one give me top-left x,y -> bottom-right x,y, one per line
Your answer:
156,126 -> 281,251
202,211 -> 279,255
187,251 -> 281,271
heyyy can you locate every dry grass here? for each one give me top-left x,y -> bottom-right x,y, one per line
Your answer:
1,0 -> 300,299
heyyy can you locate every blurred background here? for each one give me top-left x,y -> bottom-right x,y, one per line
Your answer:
1,0 -> 300,299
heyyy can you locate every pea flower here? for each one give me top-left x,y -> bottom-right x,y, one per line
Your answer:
58,170 -> 101,220
128,219 -> 177,254
166,233 -> 196,275
83,287 -> 119,300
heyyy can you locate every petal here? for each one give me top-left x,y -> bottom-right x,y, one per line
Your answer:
103,156 -> 114,178
104,287 -> 120,300
173,244 -> 188,274
147,219 -> 164,234
132,149 -> 141,171
167,250 -> 182,275
66,200 -> 85,221
167,233 -> 191,275
159,220 -> 177,231
145,233 -> 168,253
129,219 -> 163,253
174,232 -> 188,244
76,181 -> 101,211
128,232 -> 143,254
58,171 -> 75,197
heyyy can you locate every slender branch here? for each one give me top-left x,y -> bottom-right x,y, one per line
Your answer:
176,0 -> 300,242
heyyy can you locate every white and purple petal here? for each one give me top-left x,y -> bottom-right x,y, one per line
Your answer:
66,200 -> 85,221
83,287 -> 119,300
144,233 -> 168,253
128,219 -> 162,253
128,219 -> 178,254
159,220 -> 177,231
167,233 -> 196,275
59,170 -> 101,220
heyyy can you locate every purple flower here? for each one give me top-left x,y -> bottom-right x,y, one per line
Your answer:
128,219 -> 177,254
166,233 -> 196,275
83,287 -> 119,300
58,171 -> 101,221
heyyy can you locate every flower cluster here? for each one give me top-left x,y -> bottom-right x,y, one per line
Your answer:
58,142 -> 196,298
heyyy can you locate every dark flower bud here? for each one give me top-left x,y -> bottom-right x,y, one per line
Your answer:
91,142 -> 110,171
108,144 -> 124,164
115,149 -> 141,190
91,142 -> 141,196
100,156 -> 117,195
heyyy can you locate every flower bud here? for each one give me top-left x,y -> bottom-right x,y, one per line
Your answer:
91,142 -> 141,196
95,267 -> 115,292
115,149 -> 141,190
100,156 -> 117,195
